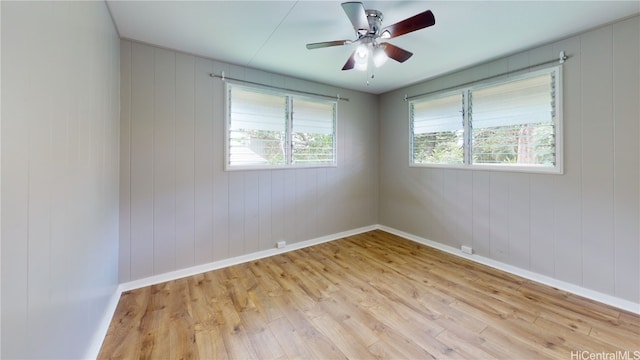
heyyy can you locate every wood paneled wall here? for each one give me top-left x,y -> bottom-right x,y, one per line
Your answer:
119,40 -> 379,282
1,2 -> 120,358
379,16 -> 639,304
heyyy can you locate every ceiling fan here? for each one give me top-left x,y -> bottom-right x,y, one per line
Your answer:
306,1 -> 436,71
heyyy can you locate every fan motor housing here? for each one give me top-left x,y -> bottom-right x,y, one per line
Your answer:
365,9 -> 383,36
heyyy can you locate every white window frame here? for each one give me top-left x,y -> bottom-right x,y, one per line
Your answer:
409,66 -> 563,174
224,81 -> 337,171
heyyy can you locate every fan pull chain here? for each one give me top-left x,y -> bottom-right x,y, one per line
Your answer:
366,63 -> 375,86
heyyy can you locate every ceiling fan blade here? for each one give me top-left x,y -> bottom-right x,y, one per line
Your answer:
342,51 -> 356,70
382,43 -> 413,63
341,2 -> 369,34
306,40 -> 352,50
381,10 -> 435,39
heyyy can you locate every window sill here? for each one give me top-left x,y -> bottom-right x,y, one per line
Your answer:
225,163 -> 338,172
409,162 -> 563,175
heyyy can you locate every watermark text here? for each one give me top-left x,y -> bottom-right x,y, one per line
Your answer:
570,350 -> 640,360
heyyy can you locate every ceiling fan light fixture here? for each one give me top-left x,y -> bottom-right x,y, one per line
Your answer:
380,30 -> 391,39
373,46 -> 388,67
354,44 -> 369,71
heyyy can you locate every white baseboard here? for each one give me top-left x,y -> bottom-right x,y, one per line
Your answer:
84,284 -> 126,359
377,224 -> 640,315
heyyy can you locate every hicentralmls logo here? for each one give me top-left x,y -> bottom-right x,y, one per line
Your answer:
570,350 -> 640,360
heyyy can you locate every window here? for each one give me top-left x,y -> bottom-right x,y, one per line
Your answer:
410,66 -> 562,173
411,91 -> 464,165
226,82 -> 336,170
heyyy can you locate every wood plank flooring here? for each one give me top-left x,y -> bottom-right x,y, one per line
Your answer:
99,230 -> 639,359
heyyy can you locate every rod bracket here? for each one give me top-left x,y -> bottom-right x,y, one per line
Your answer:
559,51 -> 567,64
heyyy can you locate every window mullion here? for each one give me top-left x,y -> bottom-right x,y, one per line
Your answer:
465,89 -> 472,165
409,102 -> 415,164
286,96 -> 293,165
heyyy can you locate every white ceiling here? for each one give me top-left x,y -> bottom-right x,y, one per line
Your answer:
107,1 -> 639,94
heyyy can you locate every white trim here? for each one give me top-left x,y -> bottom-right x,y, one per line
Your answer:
377,225 -> 640,315
84,285 -> 126,359
119,225 -> 377,292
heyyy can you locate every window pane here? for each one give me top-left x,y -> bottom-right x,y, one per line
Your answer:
228,86 -> 287,166
411,93 -> 464,165
472,123 -> 555,165
292,98 -> 336,165
471,72 -> 556,166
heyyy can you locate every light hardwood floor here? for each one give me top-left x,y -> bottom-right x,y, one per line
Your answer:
99,230 -> 640,359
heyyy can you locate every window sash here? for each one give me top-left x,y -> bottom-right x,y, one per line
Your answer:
470,71 -> 557,167
471,73 -> 554,129
412,93 -> 464,134
229,86 -> 287,132
292,98 -> 336,165
410,92 -> 465,165
292,98 -> 335,135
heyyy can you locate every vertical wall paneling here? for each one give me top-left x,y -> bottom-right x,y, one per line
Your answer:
2,2 -> 120,357
508,173 -> 531,269
442,170 -> 458,248
489,173 -> 510,262
130,43 -> 155,279
282,172 -> 297,242
551,36 -> 583,286
119,40 -> 132,282
1,2 -> 31,352
243,171 -> 260,254
580,26 -> 615,294
294,169 -> 311,242
379,16 -> 639,305
194,57 -> 215,264
529,175 -> 556,277
0,1 -> 3,354
153,48 -> 176,275
428,170 -> 445,244
270,170 -> 285,246
228,171 -> 245,257
175,53 -> 196,269
27,10 -> 53,328
413,169 -> 430,238
471,172 -> 491,257
211,60 -> 230,262
259,171 -> 273,250
612,17 -> 640,302
378,94 -> 409,233
456,170 -> 474,249
307,169 -> 319,239
315,168 -> 328,239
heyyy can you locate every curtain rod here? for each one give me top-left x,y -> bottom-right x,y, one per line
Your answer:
404,51 -> 568,101
209,72 -> 349,102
